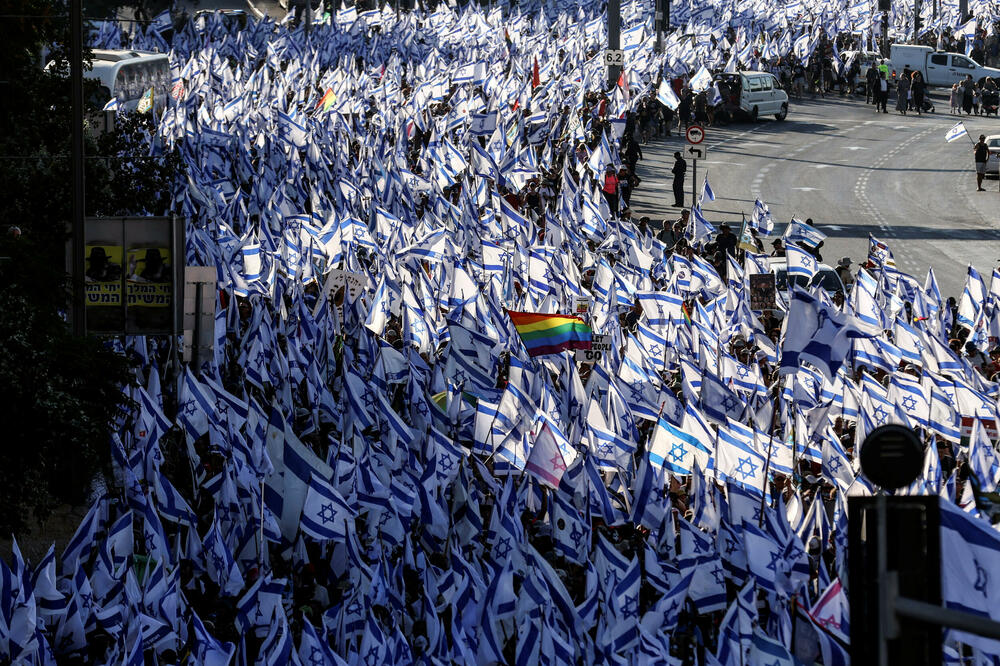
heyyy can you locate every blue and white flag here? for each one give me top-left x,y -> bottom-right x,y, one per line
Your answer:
945,122 -> 969,143
781,288 -> 873,381
940,498 -> 1000,654
300,472 -> 353,540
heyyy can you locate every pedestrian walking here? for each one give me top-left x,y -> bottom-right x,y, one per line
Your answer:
895,75 -> 909,114
671,151 -> 687,208
874,71 -> 889,113
974,134 -> 989,191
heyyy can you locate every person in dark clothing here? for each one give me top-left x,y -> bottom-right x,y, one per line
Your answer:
671,151 -> 687,207
715,224 -> 737,257
865,64 -> 878,104
974,134 -> 989,191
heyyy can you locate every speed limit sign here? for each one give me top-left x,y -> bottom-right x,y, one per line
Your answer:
686,124 -> 705,144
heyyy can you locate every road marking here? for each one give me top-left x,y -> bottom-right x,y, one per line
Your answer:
843,146 -> 867,151
814,164 -> 834,169
792,187 -> 822,191
826,225 -> 845,230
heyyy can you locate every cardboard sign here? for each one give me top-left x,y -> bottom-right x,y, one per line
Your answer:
574,296 -> 591,316
323,269 -> 369,302
749,273 -> 777,311
576,333 -> 612,364
960,416 -> 998,446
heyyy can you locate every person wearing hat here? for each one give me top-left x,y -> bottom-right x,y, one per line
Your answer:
770,238 -> 786,257
974,134 -> 989,191
672,151 -> 687,207
836,256 -> 854,289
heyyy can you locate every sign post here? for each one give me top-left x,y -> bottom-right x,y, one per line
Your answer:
607,0 -> 621,90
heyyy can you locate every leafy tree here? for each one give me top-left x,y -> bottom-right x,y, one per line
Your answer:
0,0 -> 182,533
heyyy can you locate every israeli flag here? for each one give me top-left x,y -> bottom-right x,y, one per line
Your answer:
783,218 -> 826,249
689,66 -> 714,93
945,122 -> 968,143
656,79 -> 680,110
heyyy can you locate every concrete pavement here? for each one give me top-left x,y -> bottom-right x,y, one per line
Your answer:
630,93 -> 1000,299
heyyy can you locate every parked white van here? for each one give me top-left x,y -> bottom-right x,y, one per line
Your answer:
717,71 -> 789,121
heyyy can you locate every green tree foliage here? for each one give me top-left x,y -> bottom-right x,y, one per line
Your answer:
0,0 -> 182,533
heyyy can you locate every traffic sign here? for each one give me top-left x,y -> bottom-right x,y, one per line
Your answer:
604,49 -> 625,66
686,145 -> 708,160
685,124 -> 705,144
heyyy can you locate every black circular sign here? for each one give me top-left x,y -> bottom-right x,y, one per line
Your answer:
859,424 -> 925,490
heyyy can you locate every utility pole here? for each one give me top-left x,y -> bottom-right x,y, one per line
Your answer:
607,0 -> 621,90
913,0 -> 921,40
959,0 -> 968,21
70,0 -> 85,336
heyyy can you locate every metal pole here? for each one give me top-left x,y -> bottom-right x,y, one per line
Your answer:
70,0 -> 85,336
882,12 -> 889,58
893,595 -> 1000,640
655,0 -> 663,53
913,0 -> 920,40
305,0 -> 312,36
607,0 -> 621,90
959,0 -> 968,22
876,493 -> 890,666
691,156 -> 697,212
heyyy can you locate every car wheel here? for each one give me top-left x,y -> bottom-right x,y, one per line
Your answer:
751,106 -> 759,122
775,103 -> 787,121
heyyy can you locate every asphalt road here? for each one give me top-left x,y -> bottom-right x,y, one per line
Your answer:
630,92 -> 1000,299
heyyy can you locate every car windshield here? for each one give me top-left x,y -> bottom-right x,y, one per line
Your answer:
774,268 -> 841,292
988,138 -> 1000,148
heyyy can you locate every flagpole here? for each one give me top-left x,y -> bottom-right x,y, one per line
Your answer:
758,382 -> 781,527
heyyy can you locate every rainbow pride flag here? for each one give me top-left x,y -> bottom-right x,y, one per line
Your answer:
507,311 -> 592,357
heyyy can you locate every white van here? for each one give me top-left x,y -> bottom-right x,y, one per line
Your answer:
889,44 -> 1000,86
718,71 -> 789,121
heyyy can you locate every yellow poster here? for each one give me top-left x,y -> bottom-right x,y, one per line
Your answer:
85,244 -> 123,307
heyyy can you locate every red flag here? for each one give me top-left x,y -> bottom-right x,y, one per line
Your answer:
532,57 -> 540,89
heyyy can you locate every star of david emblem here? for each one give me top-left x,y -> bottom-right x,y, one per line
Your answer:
665,598 -> 681,617
215,398 -> 230,418
309,646 -> 326,666
438,455 -> 456,472
376,511 -> 392,529
413,401 -> 429,418
720,395 -> 739,413
597,442 -> 616,458
361,391 -> 377,411
873,406 -> 888,425
603,569 -> 619,589
144,529 -> 157,551
495,537 -> 512,560
725,538 -> 738,556
319,503 -> 337,525
254,603 -> 266,623
182,401 -> 198,417
550,455 -> 567,472
737,365 -> 750,378
621,593 -> 638,618
752,505 -> 762,522
901,395 -> 918,412
915,340 -> 924,353
253,351 -> 267,368
668,441 -> 687,463
379,298 -> 392,317
974,558 -> 989,597
569,523 -> 585,548
211,553 -> 226,573
944,390 -> 954,402
79,592 -> 92,610
816,615 -> 841,631
735,456 -> 758,481
766,551 -> 783,573
347,600 -> 364,616
628,384 -> 646,403
363,645 -> 382,666
828,456 -> 842,473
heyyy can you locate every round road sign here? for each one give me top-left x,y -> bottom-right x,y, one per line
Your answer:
686,125 -> 705,144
